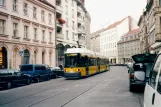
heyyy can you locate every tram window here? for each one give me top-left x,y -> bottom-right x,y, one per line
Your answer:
78,57 -> 85,67
85,56 -> 89,66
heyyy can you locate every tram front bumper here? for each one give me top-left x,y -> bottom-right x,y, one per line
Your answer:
64,72 -> 81,79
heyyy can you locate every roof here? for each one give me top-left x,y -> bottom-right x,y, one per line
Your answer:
125,28 -> 139,37
38,0 -> 55,9
91,28 -> 105,36
105,16 -> 131,31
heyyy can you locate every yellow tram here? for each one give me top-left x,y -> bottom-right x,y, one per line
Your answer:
64,48 -> 110,79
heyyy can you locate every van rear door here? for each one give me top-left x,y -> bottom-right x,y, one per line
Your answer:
144,54 -> 161,107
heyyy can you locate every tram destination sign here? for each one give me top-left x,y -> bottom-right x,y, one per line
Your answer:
66,53 -> 77,56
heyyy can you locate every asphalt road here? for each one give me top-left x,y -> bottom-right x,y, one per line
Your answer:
0,66 -> 143,107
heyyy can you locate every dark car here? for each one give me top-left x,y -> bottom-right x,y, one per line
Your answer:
51,67 -> 64,77
0,69 -> 31,89
20,64 -> 51,82
128,54 -> 157,92
49,67 -> 57,78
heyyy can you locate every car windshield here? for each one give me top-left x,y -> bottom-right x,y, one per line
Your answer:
20,65 -> 33,71
132,54 -> 157,63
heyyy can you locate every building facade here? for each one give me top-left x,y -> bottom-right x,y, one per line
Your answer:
0,0 -> 56,69
100,16 -> 138,64
55,0 -> 90,67
138,0 -> 161,54
90,29 -> 105,52
85,12 -> 91,50
118,29 -> 141,64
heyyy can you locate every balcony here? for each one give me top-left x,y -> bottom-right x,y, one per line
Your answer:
77,6 -> 82,12
77,17 -> 82,23
57,33 -> 64,40
56,20 -> 63,27
77,28 -> 82,33
56,5 -> 63,13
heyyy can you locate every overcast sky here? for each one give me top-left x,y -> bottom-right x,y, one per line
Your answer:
85,0 -> 147,33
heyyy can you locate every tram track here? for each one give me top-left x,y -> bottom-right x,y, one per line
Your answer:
0,71 -> 109,107
0,79 -> 76,106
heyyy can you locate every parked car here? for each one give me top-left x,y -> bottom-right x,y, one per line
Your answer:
20,64 -> 51,82
126,62 -> 133,68
0,69 -> 31,89
144,53 -> 161,107
51,67 -> 64,77
49,67 -> 57,78
128,54 -> 157,92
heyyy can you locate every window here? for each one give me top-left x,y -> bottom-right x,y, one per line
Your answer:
34,28 -> 37,40
48,13 -> 52,25
41,10 -> 45,21
0,20 -> 6,34
72,32 -> 75,40
159,0 -> 161,6
35,66 -> 40,70
72,9 -> 74,18
149,55 -> 161,88
42,30 -> 45,41
157,69 -> 161,94
66,30 -> 68,40
49,32 -> 52,42
66,18 -> 68,27
13,0 -> 18,12
13,23 -> 18,37
65,5 -> 68,14
33,7 -> 37,18
72,21 -> 74,29
23,3 -> 28,15
0,0 -> 5,7
24,25 -> 28,38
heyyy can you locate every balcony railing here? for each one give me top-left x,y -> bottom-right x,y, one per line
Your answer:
77,28 -> 82,33
56,5 -> 63,13
77,17 -> 82,22
57,33 -> 64,39
56,20 -> 63,27
78,6 -> 82,11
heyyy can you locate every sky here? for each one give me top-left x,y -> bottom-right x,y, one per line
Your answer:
85,0 -> 147,33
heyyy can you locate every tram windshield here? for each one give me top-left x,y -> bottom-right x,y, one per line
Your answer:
65,54 -> 78,67
65,53 -> 86,67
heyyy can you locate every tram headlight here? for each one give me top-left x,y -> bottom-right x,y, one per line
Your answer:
76,69 -> 80,72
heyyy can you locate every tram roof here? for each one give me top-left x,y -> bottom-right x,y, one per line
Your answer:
65,48 -> 108,59
65,48 -> 94,55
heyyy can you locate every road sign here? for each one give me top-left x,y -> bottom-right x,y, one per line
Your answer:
19,51 -> 24,56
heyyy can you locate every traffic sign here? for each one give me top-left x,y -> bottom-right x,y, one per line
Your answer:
19,51 -> 24,56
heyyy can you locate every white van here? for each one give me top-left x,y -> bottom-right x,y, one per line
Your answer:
144,53 -> 161,107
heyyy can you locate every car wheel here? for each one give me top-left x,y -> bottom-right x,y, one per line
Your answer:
129,83 -> 134,92
5,82 -> 12,89
35,77 -> 40,83
26,78 -> 31,85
